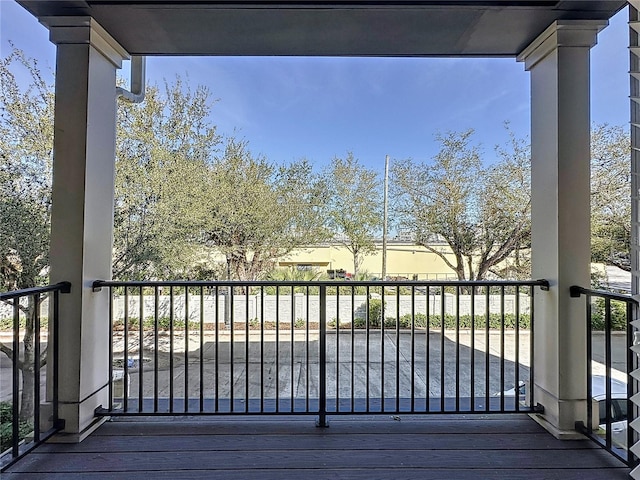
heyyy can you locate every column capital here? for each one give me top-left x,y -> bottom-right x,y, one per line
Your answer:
517,20 -> 608,71
40,16 -> 129,68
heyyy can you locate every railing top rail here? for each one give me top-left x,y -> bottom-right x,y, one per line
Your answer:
93,278 -> 549,289
0,281 -> 71,301
569,285 -> 638,305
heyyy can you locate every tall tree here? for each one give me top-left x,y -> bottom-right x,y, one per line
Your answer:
391,129 -> 531,281
590,123 -> 630,271
479,129 -> 532,279
113,78 -> 219,280
201,138 -> 328,280
325,153 -> 382,278
0,47 -> 54,421
1,50 -> 223,423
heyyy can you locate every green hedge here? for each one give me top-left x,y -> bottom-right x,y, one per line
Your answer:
112,317 -> 201,331
0,317 -> 49,331
329,312 -> 531,330
590,298 -> 628,331
0,402 -> 32,453
399,313 -> 529,329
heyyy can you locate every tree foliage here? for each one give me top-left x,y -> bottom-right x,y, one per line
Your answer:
113,79 -> 219,280
201,137 -> 329,280
590,123 -> 630,271
325,153 -> 382,277
0,47 -> 54,421
0,48 -> 52,291
391,128 -> 531,280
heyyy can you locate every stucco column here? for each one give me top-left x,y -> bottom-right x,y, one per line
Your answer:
43,17 -> 127,440
517,20 -> 607,437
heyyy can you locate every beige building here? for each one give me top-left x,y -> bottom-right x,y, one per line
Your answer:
278,241 -> 458,280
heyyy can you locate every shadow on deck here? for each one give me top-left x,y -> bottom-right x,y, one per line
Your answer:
3,414 -> 629,479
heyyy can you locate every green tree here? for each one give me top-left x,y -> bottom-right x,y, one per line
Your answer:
113,78 -> 220,279
1,49 -> 223,424
590,123 -> 630,271
201,138 -> 328,280
0,47 -> 54,422
479,129 -> 531,279
391,129 -> 531,281
325,153 -> 382,278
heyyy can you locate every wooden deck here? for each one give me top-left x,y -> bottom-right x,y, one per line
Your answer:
3,414 -> 630,479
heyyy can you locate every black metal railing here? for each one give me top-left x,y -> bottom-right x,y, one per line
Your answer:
0,282 -> 70,471
93,279 -> 548,424
570,285 -> 639,467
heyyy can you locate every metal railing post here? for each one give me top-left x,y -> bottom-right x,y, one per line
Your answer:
586,291 -> 593,437
571,284 -> 638,467
11,298 -> 19,459
316,284 -> 329,427
86,278 -> 549,425
53,289 -> 61,428
1,282 -> 70,472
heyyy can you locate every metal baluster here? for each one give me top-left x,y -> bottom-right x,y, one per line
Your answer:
139,286 -> 144,413
200,286 -> 204,413
317,284 -> 328,427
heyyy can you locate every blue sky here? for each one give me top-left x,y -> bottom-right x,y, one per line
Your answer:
0,1 -> 630,172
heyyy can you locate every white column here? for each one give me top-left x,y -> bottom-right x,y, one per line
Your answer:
43,17 -> 128,440
517,20 -> 607,437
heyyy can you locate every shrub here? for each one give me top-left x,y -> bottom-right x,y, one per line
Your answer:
353,317 -> 366,329
112,316 -> 200,331
368,299 -> 384,328
384,317 -> 397,328
0,401 -> 33,453
0,317 -> 49,331
590,298 -> 628,331
397,313 -> 531,330
414,313 -> 427,328
326,285 -> 369,295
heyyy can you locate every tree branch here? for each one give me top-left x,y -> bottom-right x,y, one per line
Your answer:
39,345 -> 48,368
0,341 -> 24,370
419,242 -> 462,277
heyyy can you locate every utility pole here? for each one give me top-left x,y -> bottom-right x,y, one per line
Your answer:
382,155 -> 389,280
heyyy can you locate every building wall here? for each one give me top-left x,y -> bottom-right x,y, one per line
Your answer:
278,242 -> 458,280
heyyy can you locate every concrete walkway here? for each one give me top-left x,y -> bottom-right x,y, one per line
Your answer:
114,329 -> 531,409
0,330 -> 628,406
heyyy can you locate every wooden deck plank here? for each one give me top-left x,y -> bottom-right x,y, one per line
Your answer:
8,448 -> 626,472
3,415 -> 629,479
34,432 -> 596,453
2,468 -> 631,480
91,416 -> 550,436
108,397 -> 530,415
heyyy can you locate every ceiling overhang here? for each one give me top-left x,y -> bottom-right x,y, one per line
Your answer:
15,1 -> 627,56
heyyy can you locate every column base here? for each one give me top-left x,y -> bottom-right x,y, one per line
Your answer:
47,415 -> 108,444
529,413 -> 586,440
